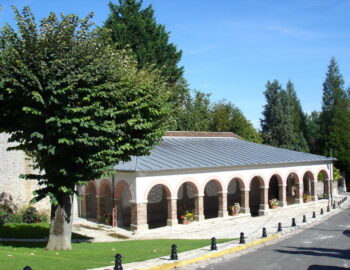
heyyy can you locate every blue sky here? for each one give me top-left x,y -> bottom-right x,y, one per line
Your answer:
1,0 -> 350,129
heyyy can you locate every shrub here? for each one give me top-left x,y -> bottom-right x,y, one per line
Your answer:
0,210 -> 10,225
22,207 -> 39,224
37,213 -> 49,223
7,213 -> 23,223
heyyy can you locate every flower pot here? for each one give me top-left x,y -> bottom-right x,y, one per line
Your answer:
271,205 -> 278,209
182,220 -> 189,225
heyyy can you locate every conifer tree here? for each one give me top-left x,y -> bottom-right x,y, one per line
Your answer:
320,58 -> 350,184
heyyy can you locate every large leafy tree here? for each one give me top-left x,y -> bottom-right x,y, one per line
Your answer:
103,0 -> 187,128
320,58 -> 350,185
261,80 -> 307,151
0,7 -> 170,250
210,101 -> 262,143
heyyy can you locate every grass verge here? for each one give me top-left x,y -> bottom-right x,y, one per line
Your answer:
0,239 -> 233,270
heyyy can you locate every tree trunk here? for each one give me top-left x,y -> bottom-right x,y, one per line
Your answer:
46,191 -> 74,250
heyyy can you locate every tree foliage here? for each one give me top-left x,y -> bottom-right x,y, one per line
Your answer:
210,101 -> 262,143
0,7 -> 170,249
103,0 -> 183,84
261,80 -> 308,151
320,58 -> 350,180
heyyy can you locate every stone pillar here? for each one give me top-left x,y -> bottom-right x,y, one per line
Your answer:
323,179 -> 331,199
130,201 -> 148,232
96,195 -> 102,222
278,184 -> 287,207
167,197 -> 178,226
259,187 -> 269,215
295,182 -> 303,204
240,189 -> 250,214
112,198 -> 119,227
218,192 -> 228,218
80,193 -> 88,218
311,181 -> 318,201
194,194 -> 205,221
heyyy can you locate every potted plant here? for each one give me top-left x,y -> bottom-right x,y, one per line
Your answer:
180,210 -> 194,224
103,213 -> 112,225
303,194 -> 311,203
229,202 -> 240,216
269,198 -> 279,209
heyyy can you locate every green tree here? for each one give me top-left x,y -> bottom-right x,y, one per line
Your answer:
286,81 -> 309,152
0,7 -> 170,250
103,0 -> 187,128
103,0 -> 183,84
320,58 -> 350,186
176,90 -> 212,131
210,101 -> 262,143
261,80 -> 306,151
304,111 -> 321,154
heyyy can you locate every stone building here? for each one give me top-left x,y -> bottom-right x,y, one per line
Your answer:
78,131 -> 334,232
0,133 -> 50,213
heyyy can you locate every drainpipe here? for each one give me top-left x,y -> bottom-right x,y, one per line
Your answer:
112,174 -> 116,227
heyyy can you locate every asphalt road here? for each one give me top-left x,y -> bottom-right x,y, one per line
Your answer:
193,206 -> 350,270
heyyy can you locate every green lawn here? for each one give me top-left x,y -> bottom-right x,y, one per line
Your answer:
0,223 -> 91,240
0,239 -> 232,270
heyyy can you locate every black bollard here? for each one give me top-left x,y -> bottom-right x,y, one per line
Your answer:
291,218 -> 296,227
277,222 -> 282,232
312,211 -> 316,218
114,254 -> 123,270
327,205 -> 330,212
302,215 -> 306,223
262,227 -> 267,238
23,267 -> 33,270
338,201 -> 340,206
320,208 -> 324,215
211,237 -> 217,251
239,232 -> 245,244
170,244 -> 178,260
333,202 -> 336,209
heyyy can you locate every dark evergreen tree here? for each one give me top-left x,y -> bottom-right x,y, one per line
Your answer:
286,81 -> 309,152
304,111 -> 321,154
320,58 -> 350,186
210,101 -> 262,143
103,0 -> 183,84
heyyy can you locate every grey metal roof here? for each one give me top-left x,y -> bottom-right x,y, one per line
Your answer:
115,136 -> 333,172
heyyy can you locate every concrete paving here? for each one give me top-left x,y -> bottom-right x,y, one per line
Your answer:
83,194 -> 349,270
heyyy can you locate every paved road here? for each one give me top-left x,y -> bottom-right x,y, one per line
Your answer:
192,206 -> 350,270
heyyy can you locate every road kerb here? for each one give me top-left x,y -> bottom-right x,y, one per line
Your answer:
140,234 -> 281,270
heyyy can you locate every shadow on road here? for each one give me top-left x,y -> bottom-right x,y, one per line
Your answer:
308,265 -> 348,270
342,230 -> 350,237
275,246 -> 350,260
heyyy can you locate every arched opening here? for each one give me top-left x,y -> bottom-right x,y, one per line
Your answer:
268,175 -> 280,202
303,171 -> 314,196
147,184 -> 170,229
317,170 -> 329,199
249,177 -> 263,216
177,182 -> 197,223
85,182 -> 97,220
286,173 -> 298,205
115,181 -> 132,229
204,180 -> 222,219
227,178 -> 244,213
99,183 -> 112,224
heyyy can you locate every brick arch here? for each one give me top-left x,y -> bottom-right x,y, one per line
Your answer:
316,168 -> 329,180
175,178 -> 200,196
144,180 -> 172,201
97,179 -> 112,196
224,174 -> 246,191
286,170 -> 301,184
201,177 -> 223,195
85,180 -> 98,193
248,175 -> 265,188
267,173 -> 283,185
302,170 -> 315,181
114,180 -> 133,201
226,177 -> 245,192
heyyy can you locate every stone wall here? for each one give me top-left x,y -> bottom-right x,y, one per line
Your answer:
0,133 -> 50,214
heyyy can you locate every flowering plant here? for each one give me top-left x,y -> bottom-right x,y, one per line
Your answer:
181,210 -> 194,221
229,202 -> 240,215
269,198 -> 279,208
303,194 -> 311,202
